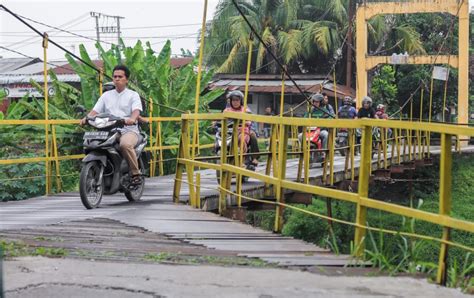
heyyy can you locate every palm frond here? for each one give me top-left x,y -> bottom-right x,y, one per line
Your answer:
394,24 -> 426,55
217,42 -> 243,73
256,27 -> 277,69
278,29 -> 303,64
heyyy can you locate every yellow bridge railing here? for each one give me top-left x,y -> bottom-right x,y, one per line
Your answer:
173,111 -> 474,285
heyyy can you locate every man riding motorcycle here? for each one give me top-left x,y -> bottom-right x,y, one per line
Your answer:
338,96 -> 357,119
297,94 -> 330,165
80,65 -> 143,187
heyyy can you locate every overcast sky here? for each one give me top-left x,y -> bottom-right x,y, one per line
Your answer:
0,0 -> 219,60
1,0 -> 473,61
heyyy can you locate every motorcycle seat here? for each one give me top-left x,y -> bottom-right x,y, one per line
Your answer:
135,132 -> 146,148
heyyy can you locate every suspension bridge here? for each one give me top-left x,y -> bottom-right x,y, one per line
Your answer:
0,0 -> 473,294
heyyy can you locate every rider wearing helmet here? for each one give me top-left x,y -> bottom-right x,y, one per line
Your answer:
299,93 -> 330,150
375,104 -> 389,119
223,90 -> 259,165
357,96 -> 376,119
305,93 -> 331,119
338,96 -> 357,119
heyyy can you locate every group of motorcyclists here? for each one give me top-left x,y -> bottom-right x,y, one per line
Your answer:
216,89 -> 391,168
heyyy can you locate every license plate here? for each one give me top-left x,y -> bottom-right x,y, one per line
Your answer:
338,132 -> 348,137
84,131 -> 109,140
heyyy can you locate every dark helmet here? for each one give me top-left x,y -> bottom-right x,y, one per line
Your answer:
310,93 -> 324,103
103,82 -> 115,92
343,96 -> 352,105
227,90 -> 244,104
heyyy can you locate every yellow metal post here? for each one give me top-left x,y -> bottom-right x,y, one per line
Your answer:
428,77 -> 434,157
219,118 -> 229,214
280,68 -> 286,117
274,124 -> 288,233
148,98 -> 154,177
355,6 -> 367,107
51,126 -> 62,192
304,126 -> 310,185
328,128 -> 335,185
436,133 -> 453,285
354,125 -> 372,256
236,37 -> 253,206
191,0 -> 208,159
99,68 -> 103,96
195,173 -> 201,209
351,129 -> 356,181
43,32 -> 51,195
152,125 -> 160,176
458,0 -> 469,142
173,119 -> 195,203
157,122 -> 164,176
264,123 -> 276,196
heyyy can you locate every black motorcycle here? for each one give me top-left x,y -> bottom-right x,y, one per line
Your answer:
80,113 -> 147,209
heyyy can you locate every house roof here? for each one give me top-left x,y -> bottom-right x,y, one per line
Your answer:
208,74 -> 355,99
0,58 -> 40,74
170,57 -> 193,68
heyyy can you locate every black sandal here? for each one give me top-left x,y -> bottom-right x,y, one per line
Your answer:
130,174 -> 142,186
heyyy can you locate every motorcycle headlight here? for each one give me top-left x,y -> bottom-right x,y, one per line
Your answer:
89,117 -> 117,128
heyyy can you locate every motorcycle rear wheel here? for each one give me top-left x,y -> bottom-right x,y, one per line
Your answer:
79,161 -> 104,209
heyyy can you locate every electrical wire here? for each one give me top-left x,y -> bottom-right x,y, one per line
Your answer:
0,13 -> 91,52
0,4 -> 104,79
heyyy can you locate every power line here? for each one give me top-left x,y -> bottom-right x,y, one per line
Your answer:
0,8 -> 116,46
0,21 -> 239,34
0,4 -> 104,78
0,13 -> 91,52
0,33 -> 201,39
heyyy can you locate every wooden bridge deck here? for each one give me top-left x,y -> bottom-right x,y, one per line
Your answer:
0,169 -> 357,267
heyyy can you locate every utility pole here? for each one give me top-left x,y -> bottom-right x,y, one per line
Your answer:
90,11 -> 125,58
90,12 -> 101,58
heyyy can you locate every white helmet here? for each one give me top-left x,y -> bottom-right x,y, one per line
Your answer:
362,96 -> 373,106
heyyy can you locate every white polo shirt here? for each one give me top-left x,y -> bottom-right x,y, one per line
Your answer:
93,88 -> 142,135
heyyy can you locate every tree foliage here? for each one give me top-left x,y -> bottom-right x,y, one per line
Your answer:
371,65 -> 398,114
205,0 -> 426,76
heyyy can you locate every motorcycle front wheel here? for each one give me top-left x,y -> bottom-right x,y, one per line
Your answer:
79,161 -> 104,209
125,158 -> 145,202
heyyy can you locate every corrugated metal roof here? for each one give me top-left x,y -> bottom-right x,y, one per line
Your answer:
4,60 -> 68,75
209,79 -> 355,98
0,58 -> 39,73
0,74 -> 80,84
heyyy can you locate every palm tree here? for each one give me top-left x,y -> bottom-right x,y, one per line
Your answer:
205,0 -> 347,74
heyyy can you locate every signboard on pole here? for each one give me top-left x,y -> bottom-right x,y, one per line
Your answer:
432,66 -> 449,81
